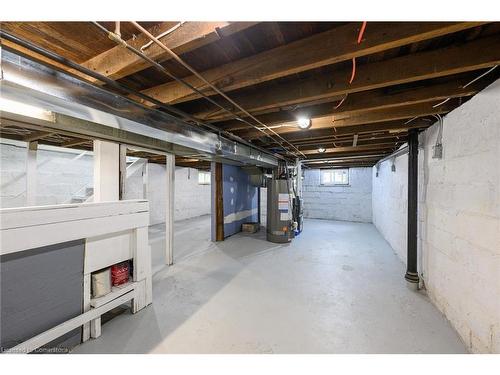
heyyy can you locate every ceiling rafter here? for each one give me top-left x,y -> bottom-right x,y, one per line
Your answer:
139,22 -> 484,106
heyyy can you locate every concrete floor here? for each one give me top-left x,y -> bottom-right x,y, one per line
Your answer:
73,216 -> 466,354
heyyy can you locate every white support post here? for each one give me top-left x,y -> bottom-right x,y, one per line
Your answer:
119,144 -> 127,200
142,162 -> 148,200
165,153 -> 175,265
93,140 -> 120,202
26,141 -> 38,206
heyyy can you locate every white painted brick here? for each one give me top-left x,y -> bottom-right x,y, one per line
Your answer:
372,78 -> 500,353
303,167 -> 372,222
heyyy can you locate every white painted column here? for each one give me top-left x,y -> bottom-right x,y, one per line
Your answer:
93,140 -> 120,202
26,141 -> 38,206
142,162 -> 149,199
165,153 -> 175,265
119,144 -> 127,200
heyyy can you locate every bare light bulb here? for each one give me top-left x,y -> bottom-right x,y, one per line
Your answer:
297,118 -> 311,129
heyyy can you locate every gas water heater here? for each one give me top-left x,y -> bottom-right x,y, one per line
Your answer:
266,177 -> 293,243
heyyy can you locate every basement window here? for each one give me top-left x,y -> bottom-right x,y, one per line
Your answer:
198,171 -> 211,185
320,169 -> 349,186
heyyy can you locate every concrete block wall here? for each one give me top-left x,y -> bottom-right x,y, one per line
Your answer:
372,78 -> 500,353
1,140 -> 211,224
303,168 -> 372,222
97,163 -> 211,225
0,140 -> 93,208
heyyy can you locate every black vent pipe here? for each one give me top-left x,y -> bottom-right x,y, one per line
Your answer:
405,128 -> 420,288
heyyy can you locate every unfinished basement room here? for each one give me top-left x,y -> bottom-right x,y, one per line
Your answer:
1,4 -> 500,370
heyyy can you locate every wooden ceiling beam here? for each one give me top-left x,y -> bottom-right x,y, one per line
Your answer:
22,130 -> 55,142
265,119 -> 429,144
81,22 -> 257,82
304,148 -> 394,160
304,156 -> 382,164
61,138 -> 91,148
139,22 -> 483,105
238,101 -> 453,140
213,79 -> 479,127
297,137 -> 406,151
189,35 -> 500,119
304,162 -> 378,169
302,144 -> 396,155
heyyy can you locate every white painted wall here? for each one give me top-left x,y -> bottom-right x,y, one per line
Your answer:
1,140 -> 211,224
372,79 -> 500,353
0,139 -> 93,207
303,168 -> 372,222
126,164 -> 211,225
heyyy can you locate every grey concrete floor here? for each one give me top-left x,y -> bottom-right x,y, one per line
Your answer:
73,216 -> 466,354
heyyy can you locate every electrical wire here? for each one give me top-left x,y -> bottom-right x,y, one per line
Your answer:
357,22 -> 367,44
0,29 -> 280,160
433,65 -> 498,109
91,22 -> 296,158
432,97 -> 451,108
462,65 -> 498,88
141,22 -> 185,51
129,21 -> 305,158
349,57 -> 356,84
348,22 -> 367,86
336,22 -> 367,110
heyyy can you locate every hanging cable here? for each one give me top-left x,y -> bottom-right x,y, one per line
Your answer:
334,94 -> 348,109
349,57 -> 357,84
336,22 -> 367,111
128,21 -> 305,157
357,21 -> 367,44
462,65 -> 498,88
91,22 -> 300,157
432,97 -> 451,108
349,22 -> 367,86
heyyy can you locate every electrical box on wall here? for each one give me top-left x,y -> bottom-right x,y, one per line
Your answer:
432,143 -> 443,159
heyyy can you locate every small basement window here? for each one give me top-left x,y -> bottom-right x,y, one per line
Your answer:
320,169 -> 349,186
198,171 -> 211,185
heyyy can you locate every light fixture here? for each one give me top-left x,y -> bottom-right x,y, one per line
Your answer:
317,147 -> 326,153
297,117 -> 311,129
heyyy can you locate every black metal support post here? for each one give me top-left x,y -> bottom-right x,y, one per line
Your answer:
405,128 -> 420,288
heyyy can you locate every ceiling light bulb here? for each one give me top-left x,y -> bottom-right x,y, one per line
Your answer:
297,118 -> 311,129
318,147 -> 326,153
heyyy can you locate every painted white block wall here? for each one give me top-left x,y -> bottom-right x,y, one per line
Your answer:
303,168 -> 372,222
372,78 -> 500,353
0,139 -> 93,207
1,140 -> 211,224
128,164 -> 210,225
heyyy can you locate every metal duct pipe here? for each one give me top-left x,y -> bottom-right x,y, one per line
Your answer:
405,129 -> 420,288
375,146 -> 409,166
0,30 -> 280,161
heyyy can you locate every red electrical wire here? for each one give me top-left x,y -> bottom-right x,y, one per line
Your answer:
349,22 -> 367,85
349,57 -> 356,84
334,94 -> 348,109
357,21 -> 367,44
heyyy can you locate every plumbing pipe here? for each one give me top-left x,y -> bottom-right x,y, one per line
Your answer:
0,30 -> 281,160
141,22 -> 185,51
92,22 -> 299,158
405,128 -> 420,289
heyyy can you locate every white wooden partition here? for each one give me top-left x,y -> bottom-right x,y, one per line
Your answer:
0,200 -> 152,353
93,140 -> 120,202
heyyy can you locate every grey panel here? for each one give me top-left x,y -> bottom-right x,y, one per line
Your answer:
1,240 -> 84,352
